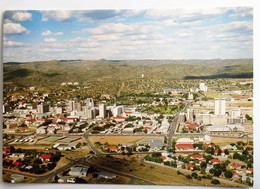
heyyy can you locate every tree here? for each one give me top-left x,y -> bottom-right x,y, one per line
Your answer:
214,169 -> 222,177
191,172 -> 198,179
47,163 -> 56,170
224,170 -> 233,178
151,152 -> 162,157
224,149 -> 229,155
205,147 -> 214,155
245,114 -> 252,121
164,161 -> 171,166
200,162 -> 207,169
34,158 -> 43,164
75,177 -> 87,183
211,179 -> 220,185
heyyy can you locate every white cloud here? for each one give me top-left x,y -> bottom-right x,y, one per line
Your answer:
89,34 -> 120,41
4,40 -> 24,47
85,23 -> 160,35
145,8 -> 227,20
176,31 -> 194,38
44,38 -> 57,43
4,19 -> 13,23
12,11 -> 32,22
40,10 -> 72,21
229,7 -> 253,18
54,32 -> 64,36
41,30 -> 52,36
41,30 -> 64,36
4,22 -> 29,34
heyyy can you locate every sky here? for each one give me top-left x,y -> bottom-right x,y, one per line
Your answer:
3,8 -> 253,62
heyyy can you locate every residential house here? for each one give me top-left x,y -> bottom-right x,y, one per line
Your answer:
176,138 -> 194,144
176,143 -> 194,151
39,154 -> 52,162
10,153 -> 25,158
36,126 -> 47,134
3,147 -> 11,154
58,176 -> 75,183
209,158 -> 222,164
186,163 -> 195,171
228,163 -> 242,170
106,146 -> 118,152
191,154 -> 203,161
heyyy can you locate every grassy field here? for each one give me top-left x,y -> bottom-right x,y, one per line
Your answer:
204,91 -> 223,99
232,102 -> 253,107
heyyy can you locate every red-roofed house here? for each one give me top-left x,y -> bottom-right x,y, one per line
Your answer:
209,158 -> 221,164
186,163 -> 195,170
191,154 -> 203,160
3,147 -> 11,154
214,149 -> 225,156
205,144 -> 215,149
246,168 -> 253,174
176,143 -> 194,150
113,116 -> 125,122
185,122 -> 200,131
228,163 -> 242,170
106,146 -> 118,152
40,154 -> 52,162
13,161 -> 22,167
124,112 -> 132,116
160,156 -> 167,161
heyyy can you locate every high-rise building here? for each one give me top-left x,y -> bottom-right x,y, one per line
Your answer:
214,98 -> 226,116
112,106 -> 124,117
83,107 -> 96,119
85,98 -> 94,108
186,108 -> 195,121
188,92 -> 194,100
179,112 -> 186,123
55,107 -> 63,114
37,103 -> 49,113
75,102 -> 82,112
67,100 -> 75,112
199,83 -> 208,92
99,104 -> 106,118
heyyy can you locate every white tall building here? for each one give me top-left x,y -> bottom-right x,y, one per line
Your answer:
199,83 -> 208,92
37,103 -> 49,114
112,106 -> 124,117
67,100 -> 75,112
188,92 -> 194,100
99,104 -> 106,118
214,98 -> 226,116
85,98 -> 94,108
186,108 -> 195,121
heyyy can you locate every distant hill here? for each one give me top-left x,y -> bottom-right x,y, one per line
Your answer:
3,59 -> 253,87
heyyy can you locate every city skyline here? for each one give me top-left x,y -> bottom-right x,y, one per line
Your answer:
3,8 -> 253,62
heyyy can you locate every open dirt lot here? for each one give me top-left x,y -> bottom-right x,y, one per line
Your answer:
88,154 -> 246,187
88,136 -> 145,145
211,137 -> 252,145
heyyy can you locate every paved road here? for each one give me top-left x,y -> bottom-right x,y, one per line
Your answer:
166,102 -> 189,150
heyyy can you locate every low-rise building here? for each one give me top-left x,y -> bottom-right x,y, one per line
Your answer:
69,166 -> 89,177
97,171 -> 117,179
